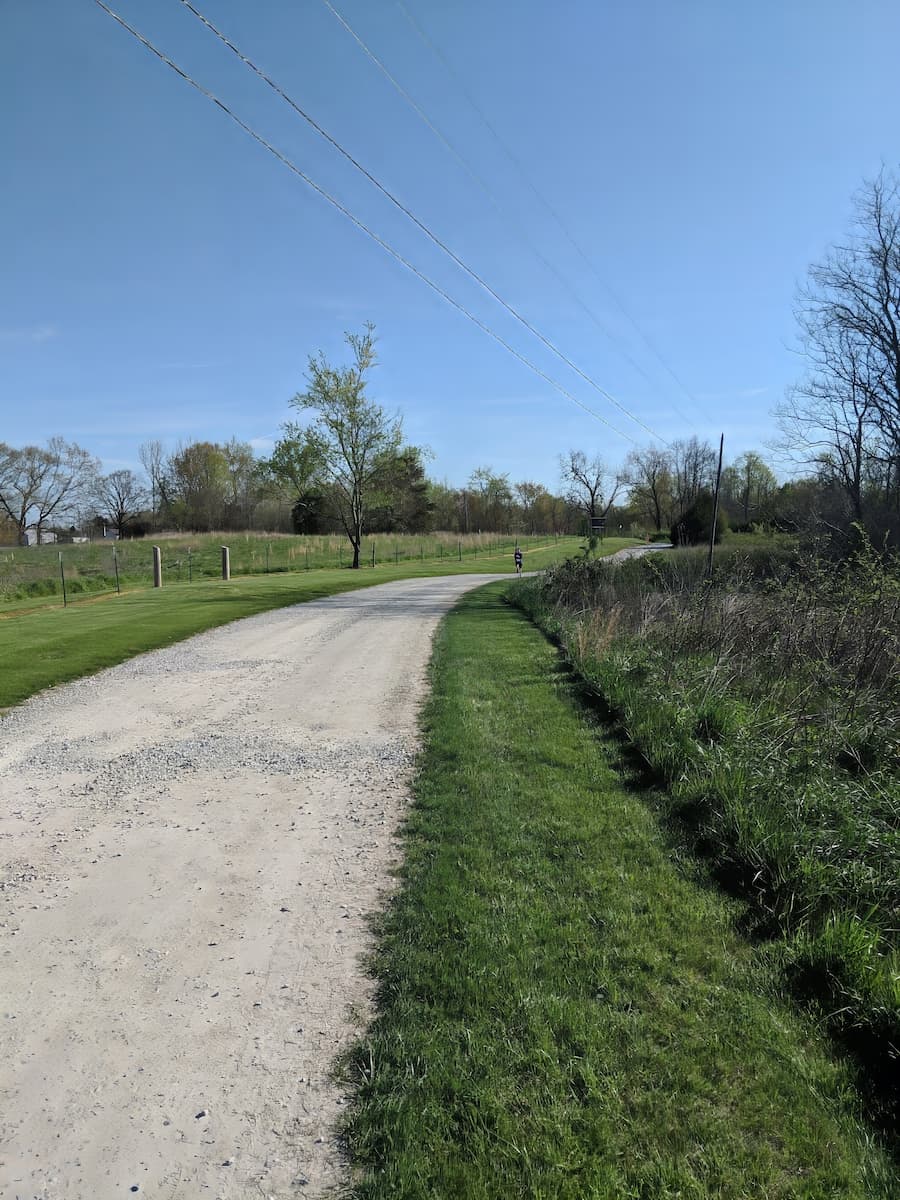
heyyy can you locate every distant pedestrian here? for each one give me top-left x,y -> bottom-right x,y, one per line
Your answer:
514,547 -> 523,575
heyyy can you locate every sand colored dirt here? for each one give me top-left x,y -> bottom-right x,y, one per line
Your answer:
0,574 -> 506,1200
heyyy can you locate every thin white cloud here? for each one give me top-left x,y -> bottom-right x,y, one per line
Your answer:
698,385 -> 769,402
0,324 -> 58,344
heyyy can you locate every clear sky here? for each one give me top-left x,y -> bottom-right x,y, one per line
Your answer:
3,0 -> 899,488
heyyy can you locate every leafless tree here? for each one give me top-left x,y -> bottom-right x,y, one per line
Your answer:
623,445 -> 673,531
560,450 -> 622,526
0,438 -> 98,544
778,170 -> 900,522
139,439 -> 165,516
94,469 -> 148,538
670,437 -> 716,517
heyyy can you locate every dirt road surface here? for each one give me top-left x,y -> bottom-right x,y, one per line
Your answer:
0,574 -> 508,1200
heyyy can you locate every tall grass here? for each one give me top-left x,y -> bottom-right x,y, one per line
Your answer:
515,539 -> 900,1135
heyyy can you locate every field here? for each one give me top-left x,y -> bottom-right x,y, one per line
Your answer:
0,535 -> 630,709
515,539 -> 900,1141
0,531 -> 573,611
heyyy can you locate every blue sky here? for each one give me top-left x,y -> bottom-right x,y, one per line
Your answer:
3,0 -> 899,488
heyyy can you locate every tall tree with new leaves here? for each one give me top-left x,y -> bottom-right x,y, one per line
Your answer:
292,325 -> 401,568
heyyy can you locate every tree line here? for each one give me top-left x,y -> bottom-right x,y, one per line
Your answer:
3,169 -> 898,555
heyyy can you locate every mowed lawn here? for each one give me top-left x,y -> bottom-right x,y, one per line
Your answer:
341,584 -> 895,1199
0,536 -> 609,710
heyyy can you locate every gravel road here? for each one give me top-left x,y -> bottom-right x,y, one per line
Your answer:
0,573 -> 508,1200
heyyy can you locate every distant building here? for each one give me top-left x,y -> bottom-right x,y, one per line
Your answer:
24,528 -> 57,546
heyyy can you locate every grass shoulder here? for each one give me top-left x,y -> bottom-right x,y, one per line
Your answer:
341,582 -> 894,1199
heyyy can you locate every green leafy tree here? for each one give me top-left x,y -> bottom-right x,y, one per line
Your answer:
165,441 -> 230,530
292,325 -> 401,567
721,451 -> 777,525
467,466 -> 513,531
368,445 -> 432,532
670,489 -> 728,546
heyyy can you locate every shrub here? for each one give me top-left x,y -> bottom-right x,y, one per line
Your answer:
670,489 -> 729,546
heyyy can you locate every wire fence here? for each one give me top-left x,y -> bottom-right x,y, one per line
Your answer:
0,532 -> 559,608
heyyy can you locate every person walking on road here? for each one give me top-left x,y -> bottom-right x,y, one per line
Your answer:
514,546 -> 523,575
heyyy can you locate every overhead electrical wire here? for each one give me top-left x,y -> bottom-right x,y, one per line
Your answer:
327,0 -> 708,432
180,0 -> 668,446
395,0 -> 714,427
319,0 -> 691,434
91,0 -> 638,444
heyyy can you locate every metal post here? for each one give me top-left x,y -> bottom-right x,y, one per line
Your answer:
458,539 -> 462,561
372,540 -> 376,568
188,547 -> 193,583
58,551 -> 67,607
152,545 -> 162,588
113,545 -> 120,595
221,545 -> 230,581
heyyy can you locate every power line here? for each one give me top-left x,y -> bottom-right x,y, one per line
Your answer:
181,0 -> 668,446
91,0 -> 638,445
394,0 -> 715,429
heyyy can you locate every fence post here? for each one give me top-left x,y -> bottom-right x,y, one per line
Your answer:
188,547 -> 193,583
266,543 -> 270,573
113,545 -> 121,595
458,539 -> 462,561
372,540 -> 376,568
58,551 -> 67,607
221,545 -> 231,581
152,545 -> 162,588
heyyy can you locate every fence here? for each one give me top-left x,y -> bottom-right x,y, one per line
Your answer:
0,532 -> 560,608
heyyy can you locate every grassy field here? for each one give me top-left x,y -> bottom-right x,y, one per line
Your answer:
0,531 -> 573,609
515,541 -> 900,1138
340,583 -> 895,1198
0,536 -> 628,710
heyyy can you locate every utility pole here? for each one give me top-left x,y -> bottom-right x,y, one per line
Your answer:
706,433 -> 724,580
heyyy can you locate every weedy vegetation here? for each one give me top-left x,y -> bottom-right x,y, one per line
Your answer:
340,584 -> 895,1198
514,536 -> 900,1137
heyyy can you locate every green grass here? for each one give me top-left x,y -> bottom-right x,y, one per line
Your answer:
340,584 -> 895,1199
0,531 -> 586,608
0,537 -> 630,709
515,545 -> 900,1115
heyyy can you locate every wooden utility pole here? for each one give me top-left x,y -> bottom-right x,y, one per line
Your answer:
706,433 -> 725,580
